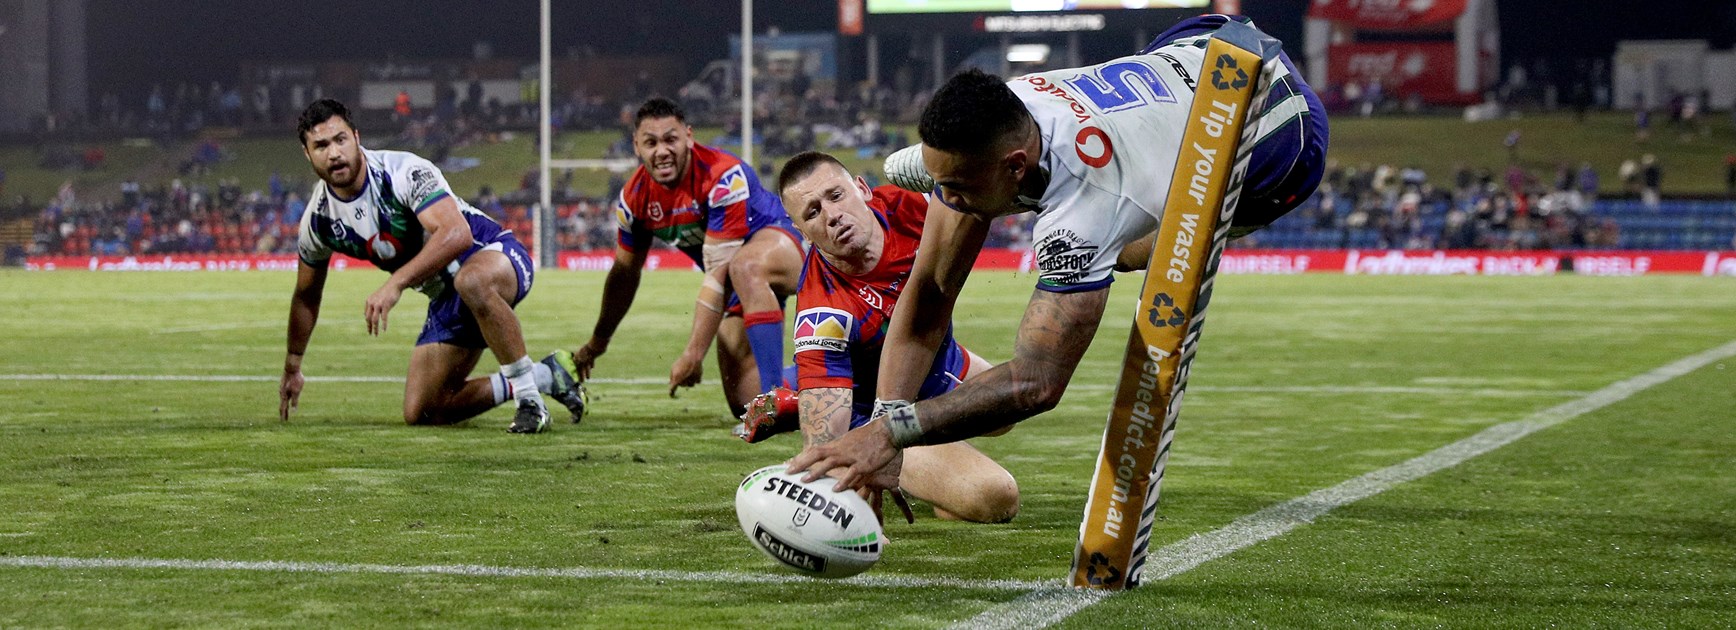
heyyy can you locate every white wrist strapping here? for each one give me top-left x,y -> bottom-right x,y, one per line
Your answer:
875,399 -> 922,449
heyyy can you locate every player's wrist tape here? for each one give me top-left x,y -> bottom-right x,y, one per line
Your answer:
876,399 -> 922,449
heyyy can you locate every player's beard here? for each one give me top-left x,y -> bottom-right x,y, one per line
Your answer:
323,150 -> 362,191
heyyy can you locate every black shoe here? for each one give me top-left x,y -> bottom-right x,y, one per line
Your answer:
508,399 -> 551,434
541,350 -> 589,424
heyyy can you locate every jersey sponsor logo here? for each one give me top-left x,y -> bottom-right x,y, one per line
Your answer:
1075,126 -> 1114,168
1155,53 -> 1196,90
793,307 -> 853,354
408,166 -> 441,206
709,164 -> 752,207
1034,228 -> 1101,287
1018,75 -> 1093,124
368,232 -> 401,261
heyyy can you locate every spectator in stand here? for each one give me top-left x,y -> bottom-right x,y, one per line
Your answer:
1724,155 -> 1736,198
1640,154 -> 1662,209
1576,162 -> 1599,202
394,90 -> 412,123
283,192 -> 306,225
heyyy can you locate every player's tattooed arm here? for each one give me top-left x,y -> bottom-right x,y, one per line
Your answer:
799,387 -> 854,448
912,287 -> 1110,444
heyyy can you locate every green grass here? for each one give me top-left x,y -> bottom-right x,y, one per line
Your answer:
1,270 -> 1734,627
6,112 -> 1731,209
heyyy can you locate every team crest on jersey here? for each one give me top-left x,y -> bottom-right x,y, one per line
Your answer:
793,307 -> 853,354
709,164 -> 751,207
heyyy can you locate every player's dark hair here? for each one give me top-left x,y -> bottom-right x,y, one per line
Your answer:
777,151 -> 849,197
297,98 -> 355,145
634,97 -> 687,129
919,69 -> 1028,156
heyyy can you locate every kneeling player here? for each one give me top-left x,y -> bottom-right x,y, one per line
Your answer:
278,99 -> 587,433
740,151 -> 1018,523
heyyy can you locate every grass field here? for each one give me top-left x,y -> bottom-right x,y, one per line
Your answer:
2,269 -> 1734,628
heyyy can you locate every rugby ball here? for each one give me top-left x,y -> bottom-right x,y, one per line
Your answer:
735,465 -> 883,579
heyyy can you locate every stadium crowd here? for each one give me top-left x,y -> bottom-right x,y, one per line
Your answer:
34,155 -> 1726,258
14,57 -> 1730,258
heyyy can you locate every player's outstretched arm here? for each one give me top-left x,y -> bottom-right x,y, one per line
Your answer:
912,286 -> 1110,444
791,286 -> 1109,493
365,197 -> 473,336
575,244 -> 649,379
876,196 -> 988,402
282,260 -> 329,421
669,242 -> 735,396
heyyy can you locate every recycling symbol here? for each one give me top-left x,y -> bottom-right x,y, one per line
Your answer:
1210,53 -> 1249,90
1085,552 -> 1123,587
1148,292 -> 1184,328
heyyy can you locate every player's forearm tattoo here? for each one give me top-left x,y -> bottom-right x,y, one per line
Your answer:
915,288 -> 1110,445
799,388 -> 854,448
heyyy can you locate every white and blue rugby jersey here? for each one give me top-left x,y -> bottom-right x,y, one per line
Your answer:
1015,34 -> 1301,293
297,148 -> 507,296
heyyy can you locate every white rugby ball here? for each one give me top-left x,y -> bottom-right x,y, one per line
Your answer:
735,465 -> 884,579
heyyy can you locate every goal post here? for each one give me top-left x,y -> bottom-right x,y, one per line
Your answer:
1070,19 -> 1282,590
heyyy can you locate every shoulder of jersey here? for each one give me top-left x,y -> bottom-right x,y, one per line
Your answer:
701,145 -> 753,207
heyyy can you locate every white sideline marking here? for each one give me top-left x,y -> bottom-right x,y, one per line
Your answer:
0,374 -> 1585,396
0,555 -> 1052,592
954,339 -> 1736,630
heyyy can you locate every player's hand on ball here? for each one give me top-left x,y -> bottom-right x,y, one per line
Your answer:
788,419 -> 899,494
279,368 -> 305,421
668,350 -> 703,397
364,284 -> 403,336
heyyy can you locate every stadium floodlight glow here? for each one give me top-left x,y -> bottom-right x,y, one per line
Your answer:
1006,44 -> 1051,64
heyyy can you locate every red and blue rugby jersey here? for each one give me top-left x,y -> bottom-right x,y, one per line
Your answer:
793,186 -> 970,423
614,142 -> 787,267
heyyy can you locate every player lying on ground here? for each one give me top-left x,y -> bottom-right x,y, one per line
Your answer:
571,98 -> 805,416
789,14 -> 1329,489
737,151 -> 1018,523
279,99 -> 587,434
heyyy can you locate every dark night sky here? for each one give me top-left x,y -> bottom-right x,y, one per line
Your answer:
87,0 -> 1736,103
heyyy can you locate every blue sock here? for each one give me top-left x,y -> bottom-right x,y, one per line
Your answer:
743,310 -> 786,393
781,365 -> 799,390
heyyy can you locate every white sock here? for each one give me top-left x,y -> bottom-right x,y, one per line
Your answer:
500,357 -> 541,406
490,373 -> 511,405
533,362 -> 553,393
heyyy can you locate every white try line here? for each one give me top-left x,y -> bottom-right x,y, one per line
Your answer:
1073,384 -> 1590,397
955,338 -> 1736,630
0,374 -> 1586,396
0,374 -> 669,385
0,555 -> 1053,593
